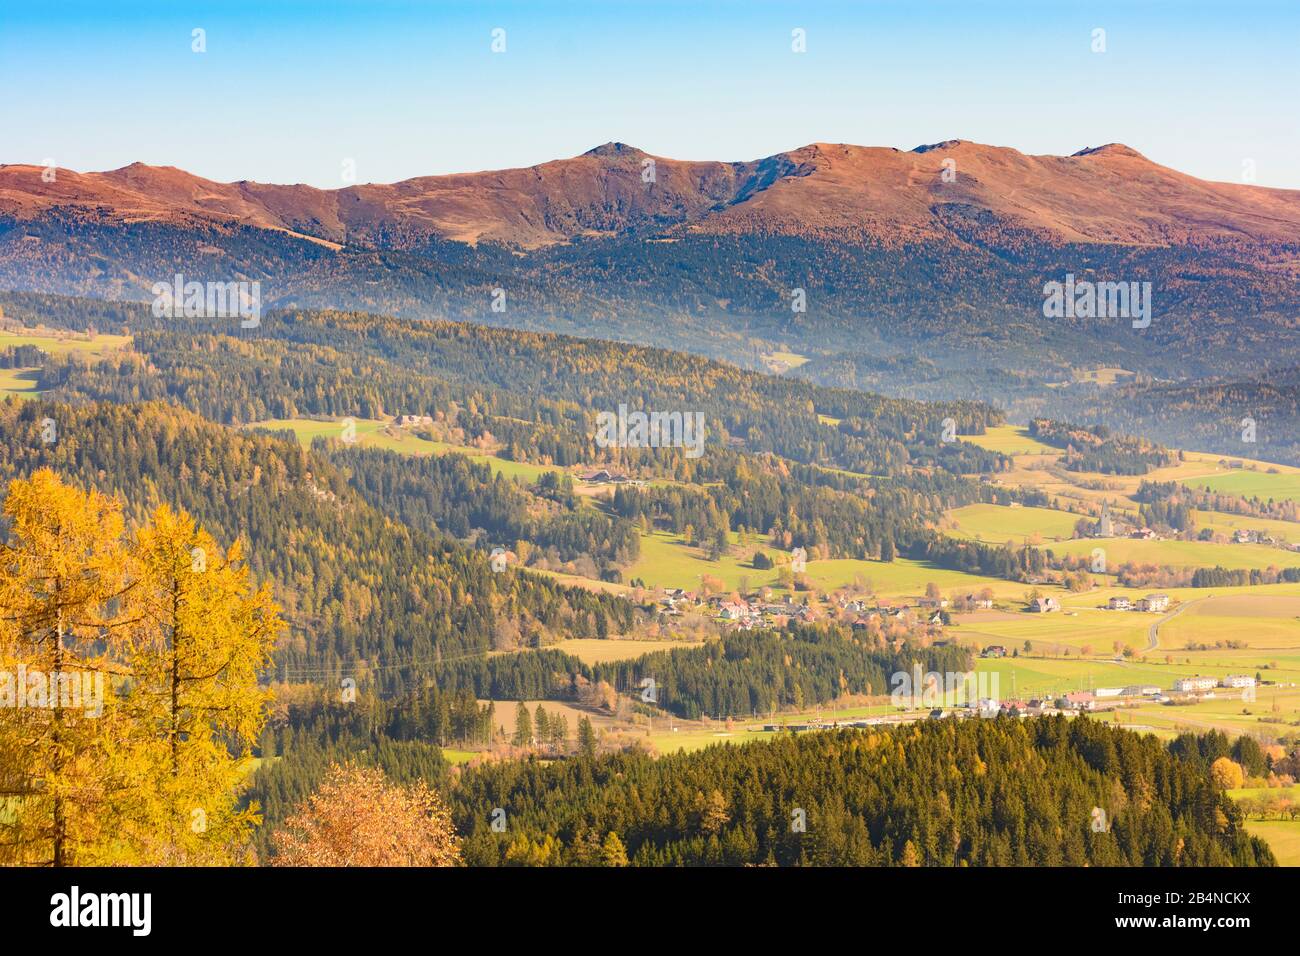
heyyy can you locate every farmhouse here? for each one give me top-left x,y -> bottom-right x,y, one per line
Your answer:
1130,527 -> 1158,540
581,469 -> 631,484
1107,596 -> 1132,610
392,413 -> 433,428
1173,676 -> 1217,693
1221,674 -> 1257,689
1030,596 -> 1061,613
1061,691 -> 1095,711
980,645 -> 1008,659
965,594 -> 995,610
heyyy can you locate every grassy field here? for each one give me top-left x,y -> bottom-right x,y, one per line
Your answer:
947,503 -> 1085,543
0,367 -> 41,398
248,417 -> 558,481
1244,821 -> 1300,865
1186,470 -> 1300,505
1194,510 -> 1300,543
1043,535 -> 1289,571
763,350 -> 810,371
961,425 -> 1059,456
626,529 -> 1025,601
1157,594 -> 1300,650
978,445 -> 1298,516
0,329 -> 132,355
0,329 -> 133,398
946,503 -> 1295,571
1071,367 -> 1135,386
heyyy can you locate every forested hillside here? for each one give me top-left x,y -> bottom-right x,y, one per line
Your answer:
246,715 -> 1275,866
0,398 -> 635,693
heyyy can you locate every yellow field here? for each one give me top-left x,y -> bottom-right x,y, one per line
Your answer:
1071,367 -> 1135,386
978,444 -> 1299,517
0,329 -> 133,399
0,329 -> 132,355
1044,535 -> 1289,571
1244,821 -> 1300,866
626,530 -> 1027,601
248,417 -> 557,481
1194,510 -> 1300,543
946,501 -> 1298,571
947,503 -> 1086,543
960,425 -> 1058,456
0,367 -> 40,398
1157,594 -> 1300,650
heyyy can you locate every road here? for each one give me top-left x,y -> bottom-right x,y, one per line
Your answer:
1145,597 -> 1208,653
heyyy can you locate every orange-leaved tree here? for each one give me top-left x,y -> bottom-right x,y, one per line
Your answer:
271,763 -> 461,867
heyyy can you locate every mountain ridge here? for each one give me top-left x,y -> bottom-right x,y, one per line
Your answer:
5,139 -> 1299,251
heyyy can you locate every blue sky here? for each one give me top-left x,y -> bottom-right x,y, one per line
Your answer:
3,1 -> 1297,188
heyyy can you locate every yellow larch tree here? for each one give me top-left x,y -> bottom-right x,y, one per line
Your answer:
128,504 -> 283,864
0,469 -> 139,866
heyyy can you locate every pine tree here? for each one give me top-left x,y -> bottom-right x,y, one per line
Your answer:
534,705 -> 549,750
577,715 -> 597,759
601,831 -> 628,867
512,701 -> 533,748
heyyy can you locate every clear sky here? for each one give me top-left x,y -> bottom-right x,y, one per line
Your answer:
3,0 -> 1297,189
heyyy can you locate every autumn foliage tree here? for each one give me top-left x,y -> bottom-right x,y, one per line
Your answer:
0,469 -> 136,865
270,763 -> 461,867
128,504 -> 283,864
0,470 -> 283,865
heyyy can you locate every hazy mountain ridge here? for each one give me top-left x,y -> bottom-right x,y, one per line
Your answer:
5,139 -> 1300,250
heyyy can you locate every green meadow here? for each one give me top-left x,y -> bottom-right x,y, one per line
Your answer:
626,529 -> 1020,600
1244,821 -> 1300,866
947,503 -> 1084,543
248,417 -> 557,481
1184,469 -> 1300,505
0,329 -> 133,399
960,425 -> 1058,456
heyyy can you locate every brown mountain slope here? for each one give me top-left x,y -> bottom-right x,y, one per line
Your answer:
2,140 -> 1298,251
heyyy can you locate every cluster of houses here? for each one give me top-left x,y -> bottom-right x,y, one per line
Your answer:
658,589 -> 974,630
659,589 -> 819,628
1106,593 -> 1170,613
1232,528 -> 1281,545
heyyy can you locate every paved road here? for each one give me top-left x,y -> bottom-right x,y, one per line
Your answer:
1146,597 -> 1208,653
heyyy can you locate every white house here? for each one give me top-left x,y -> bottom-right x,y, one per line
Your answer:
1137,593 -> 1170,613
1221,675 -> 1257,689
1174,676 -> 1217,693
